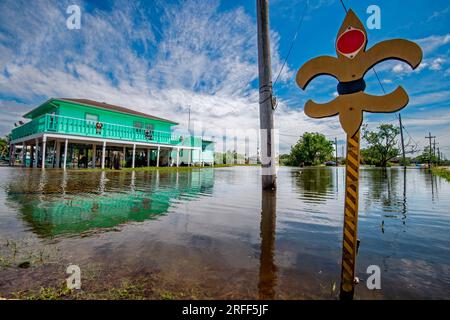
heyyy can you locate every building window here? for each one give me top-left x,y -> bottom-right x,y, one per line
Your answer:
86,113 -> 98,123
180,149 -> 183,157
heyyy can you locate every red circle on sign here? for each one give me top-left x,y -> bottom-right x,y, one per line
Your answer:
336,29 -> 365,55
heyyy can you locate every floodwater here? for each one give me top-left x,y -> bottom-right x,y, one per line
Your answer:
0,166 -> 449,299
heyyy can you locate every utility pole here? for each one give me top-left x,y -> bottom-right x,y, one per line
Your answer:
425,132 -> 435,168
222,135 -> 227,164
234,136 -> 238,164
257,0 -> 276,190
437,147 -> 440,166
245,136 -> 249,164
335,137 -> 338,166
398,114 -> 406,168
432,138 -> 438,166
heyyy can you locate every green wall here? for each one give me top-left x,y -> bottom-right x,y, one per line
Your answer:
53,99 -> 175,133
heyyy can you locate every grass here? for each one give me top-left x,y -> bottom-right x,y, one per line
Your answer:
8,280 -> 204,300
432,167 -> 450,182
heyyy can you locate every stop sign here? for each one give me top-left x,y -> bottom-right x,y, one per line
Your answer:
336,27 -> 366,59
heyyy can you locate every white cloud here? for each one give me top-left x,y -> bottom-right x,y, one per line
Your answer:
416,34 -> 450,55
409,90 -> 450,107
430,57 -> 445,70
391,57 -> 446,75
0,0 -> 307,154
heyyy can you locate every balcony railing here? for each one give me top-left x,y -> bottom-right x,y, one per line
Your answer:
11,114 -> 202,148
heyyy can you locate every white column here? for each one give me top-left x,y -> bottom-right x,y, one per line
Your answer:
63,139 -> 68,169
132,144 -> 136,168
41,136 -> 47,169
92,144 -> 96,168
188,149 -> 191,167
147,148 -> 150,167
101,141 -> 106,169
22,142 -> 26,167
34,139 -> 38,168
55,141 -> 61,168
176,147 -> 180,167
156,146 -> 160,167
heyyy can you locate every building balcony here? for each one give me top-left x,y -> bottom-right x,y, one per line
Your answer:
11,113 -> 202,148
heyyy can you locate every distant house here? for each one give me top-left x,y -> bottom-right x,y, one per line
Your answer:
9,98 -> 214,169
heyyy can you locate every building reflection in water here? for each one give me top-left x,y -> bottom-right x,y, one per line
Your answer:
258,190 -> 278,299
7,169 -> 214,238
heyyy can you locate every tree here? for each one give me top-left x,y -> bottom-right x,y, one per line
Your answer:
0,135 -> 9,159
288,132 -> 334,166
279,154 -> 290,166
361,124 -> 400,167
416,146 -> 438,164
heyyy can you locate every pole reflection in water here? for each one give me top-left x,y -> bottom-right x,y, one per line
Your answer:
99,171 -> 107,194
38,169 -> 47,203
430,170 -> 435,201
258,190 -> 278,299
402,168 -> 407,224
130,170 -> 136,191
61,170 -> 68,196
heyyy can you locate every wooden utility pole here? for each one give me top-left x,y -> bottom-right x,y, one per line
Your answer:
398,114 -> 406,168
257,0 -> 276,190
222,135 -> 227,164
437,147 -> 440,165
433,138 -> 438,166
425,132 -> 435,168
335,137 -> 338,166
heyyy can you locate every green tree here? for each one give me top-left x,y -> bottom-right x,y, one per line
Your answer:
0,135 -> 9,159
279,154 -> 290,166
288,132 -> 334,166
361,124 -> 400,167
416,146 -> 438,164
214,151 -> 245,164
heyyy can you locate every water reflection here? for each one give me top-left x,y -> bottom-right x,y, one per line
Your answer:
293,168 -> 336,202
6,169 -> 214,237
258,190 -> 277,299
1,166 -> 449,299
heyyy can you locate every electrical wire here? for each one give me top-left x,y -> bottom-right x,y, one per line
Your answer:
273,1 -> 308,88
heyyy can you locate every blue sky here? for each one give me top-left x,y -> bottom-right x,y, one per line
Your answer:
0,0 -> 449,157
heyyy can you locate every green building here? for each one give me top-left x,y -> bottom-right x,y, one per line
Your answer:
9,98 -> 215,168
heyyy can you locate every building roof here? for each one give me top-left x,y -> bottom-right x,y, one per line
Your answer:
23,98 -> 178,125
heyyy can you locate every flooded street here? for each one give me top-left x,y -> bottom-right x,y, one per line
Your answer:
0,166 -> 449,299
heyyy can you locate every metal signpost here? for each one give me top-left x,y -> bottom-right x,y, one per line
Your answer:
295,10 -> 422,299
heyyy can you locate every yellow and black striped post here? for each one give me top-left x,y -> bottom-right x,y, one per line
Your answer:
294,9 -> 423,301
339,130 -> 361,300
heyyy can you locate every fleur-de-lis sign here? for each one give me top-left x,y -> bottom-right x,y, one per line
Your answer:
295,9 -> 423,300
296,9 -> 423,137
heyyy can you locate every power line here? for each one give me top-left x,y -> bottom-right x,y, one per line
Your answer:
273,1 -> 308,87
372,68 -> 387,94
279,132 -> 346,138
339,0 -> 348,13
